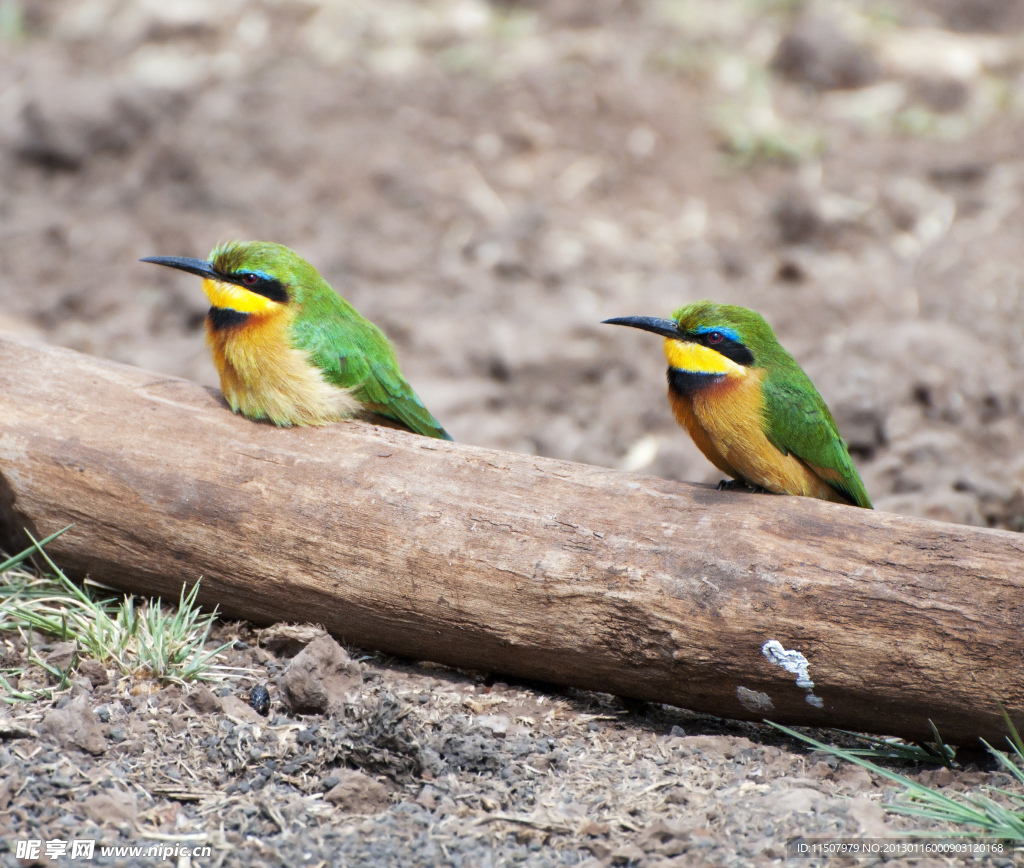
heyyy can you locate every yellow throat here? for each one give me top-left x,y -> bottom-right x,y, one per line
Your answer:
663,338 -> 748,378
202,278 -> 281,314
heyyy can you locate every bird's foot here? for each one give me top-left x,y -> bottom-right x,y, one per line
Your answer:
717,479 -> 773,495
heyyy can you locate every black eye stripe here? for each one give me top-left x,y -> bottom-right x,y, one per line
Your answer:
689,331 -> 754,366
224,271 -> 288,303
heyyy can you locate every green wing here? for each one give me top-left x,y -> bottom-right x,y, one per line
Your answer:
296,315 -> 452,441
761,367 -> 872,508
355,358 -> 453,441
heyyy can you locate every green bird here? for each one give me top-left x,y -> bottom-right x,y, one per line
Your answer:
604,301 -> 871,508
142,241 -> 452,439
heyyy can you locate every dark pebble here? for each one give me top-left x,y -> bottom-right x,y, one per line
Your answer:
249,684 -> 271,716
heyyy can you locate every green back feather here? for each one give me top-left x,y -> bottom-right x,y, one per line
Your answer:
760,367 -> 872,508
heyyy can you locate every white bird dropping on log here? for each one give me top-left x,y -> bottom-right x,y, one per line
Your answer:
762,640 -> 824,708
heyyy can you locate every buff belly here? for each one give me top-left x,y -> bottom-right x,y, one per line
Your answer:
205,312 -> 360,427
668,370 -> 846,503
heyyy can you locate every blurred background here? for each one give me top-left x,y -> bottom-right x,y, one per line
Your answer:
1,0 -> 1023,527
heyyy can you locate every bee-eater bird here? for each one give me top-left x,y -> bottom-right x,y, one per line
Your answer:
603,301 -> 871,508
142,241 -> 451,438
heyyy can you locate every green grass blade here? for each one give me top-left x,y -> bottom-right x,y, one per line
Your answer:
838,730 -> 955,764
0,525 -> 73,573
927,718 -> 956,768
996,701 -> 1024,759
769,722 -> 1024,840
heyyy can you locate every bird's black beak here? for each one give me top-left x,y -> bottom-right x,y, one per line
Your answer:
602,316 -> 682,339
140,256 -> 219,280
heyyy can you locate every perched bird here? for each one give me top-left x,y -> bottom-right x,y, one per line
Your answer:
603,301 -> 871,508
142,241 -> 451,438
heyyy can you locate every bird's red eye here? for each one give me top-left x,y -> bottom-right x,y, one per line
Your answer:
242,273 -> 259,286
707,331 -> 723,344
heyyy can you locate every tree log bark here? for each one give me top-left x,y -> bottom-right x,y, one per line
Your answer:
0,335 -> 1021,744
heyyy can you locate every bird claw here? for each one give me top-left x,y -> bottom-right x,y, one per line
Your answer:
717,479 -> 772,495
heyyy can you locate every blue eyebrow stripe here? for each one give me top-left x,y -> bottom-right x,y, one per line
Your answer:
694,325 -> 740,343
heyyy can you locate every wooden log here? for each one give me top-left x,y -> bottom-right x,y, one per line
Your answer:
0,335 -> 1021,744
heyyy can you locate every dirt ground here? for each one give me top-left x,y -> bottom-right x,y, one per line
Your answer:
2,626 -> 1021,868
2,0 -> 1024,865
